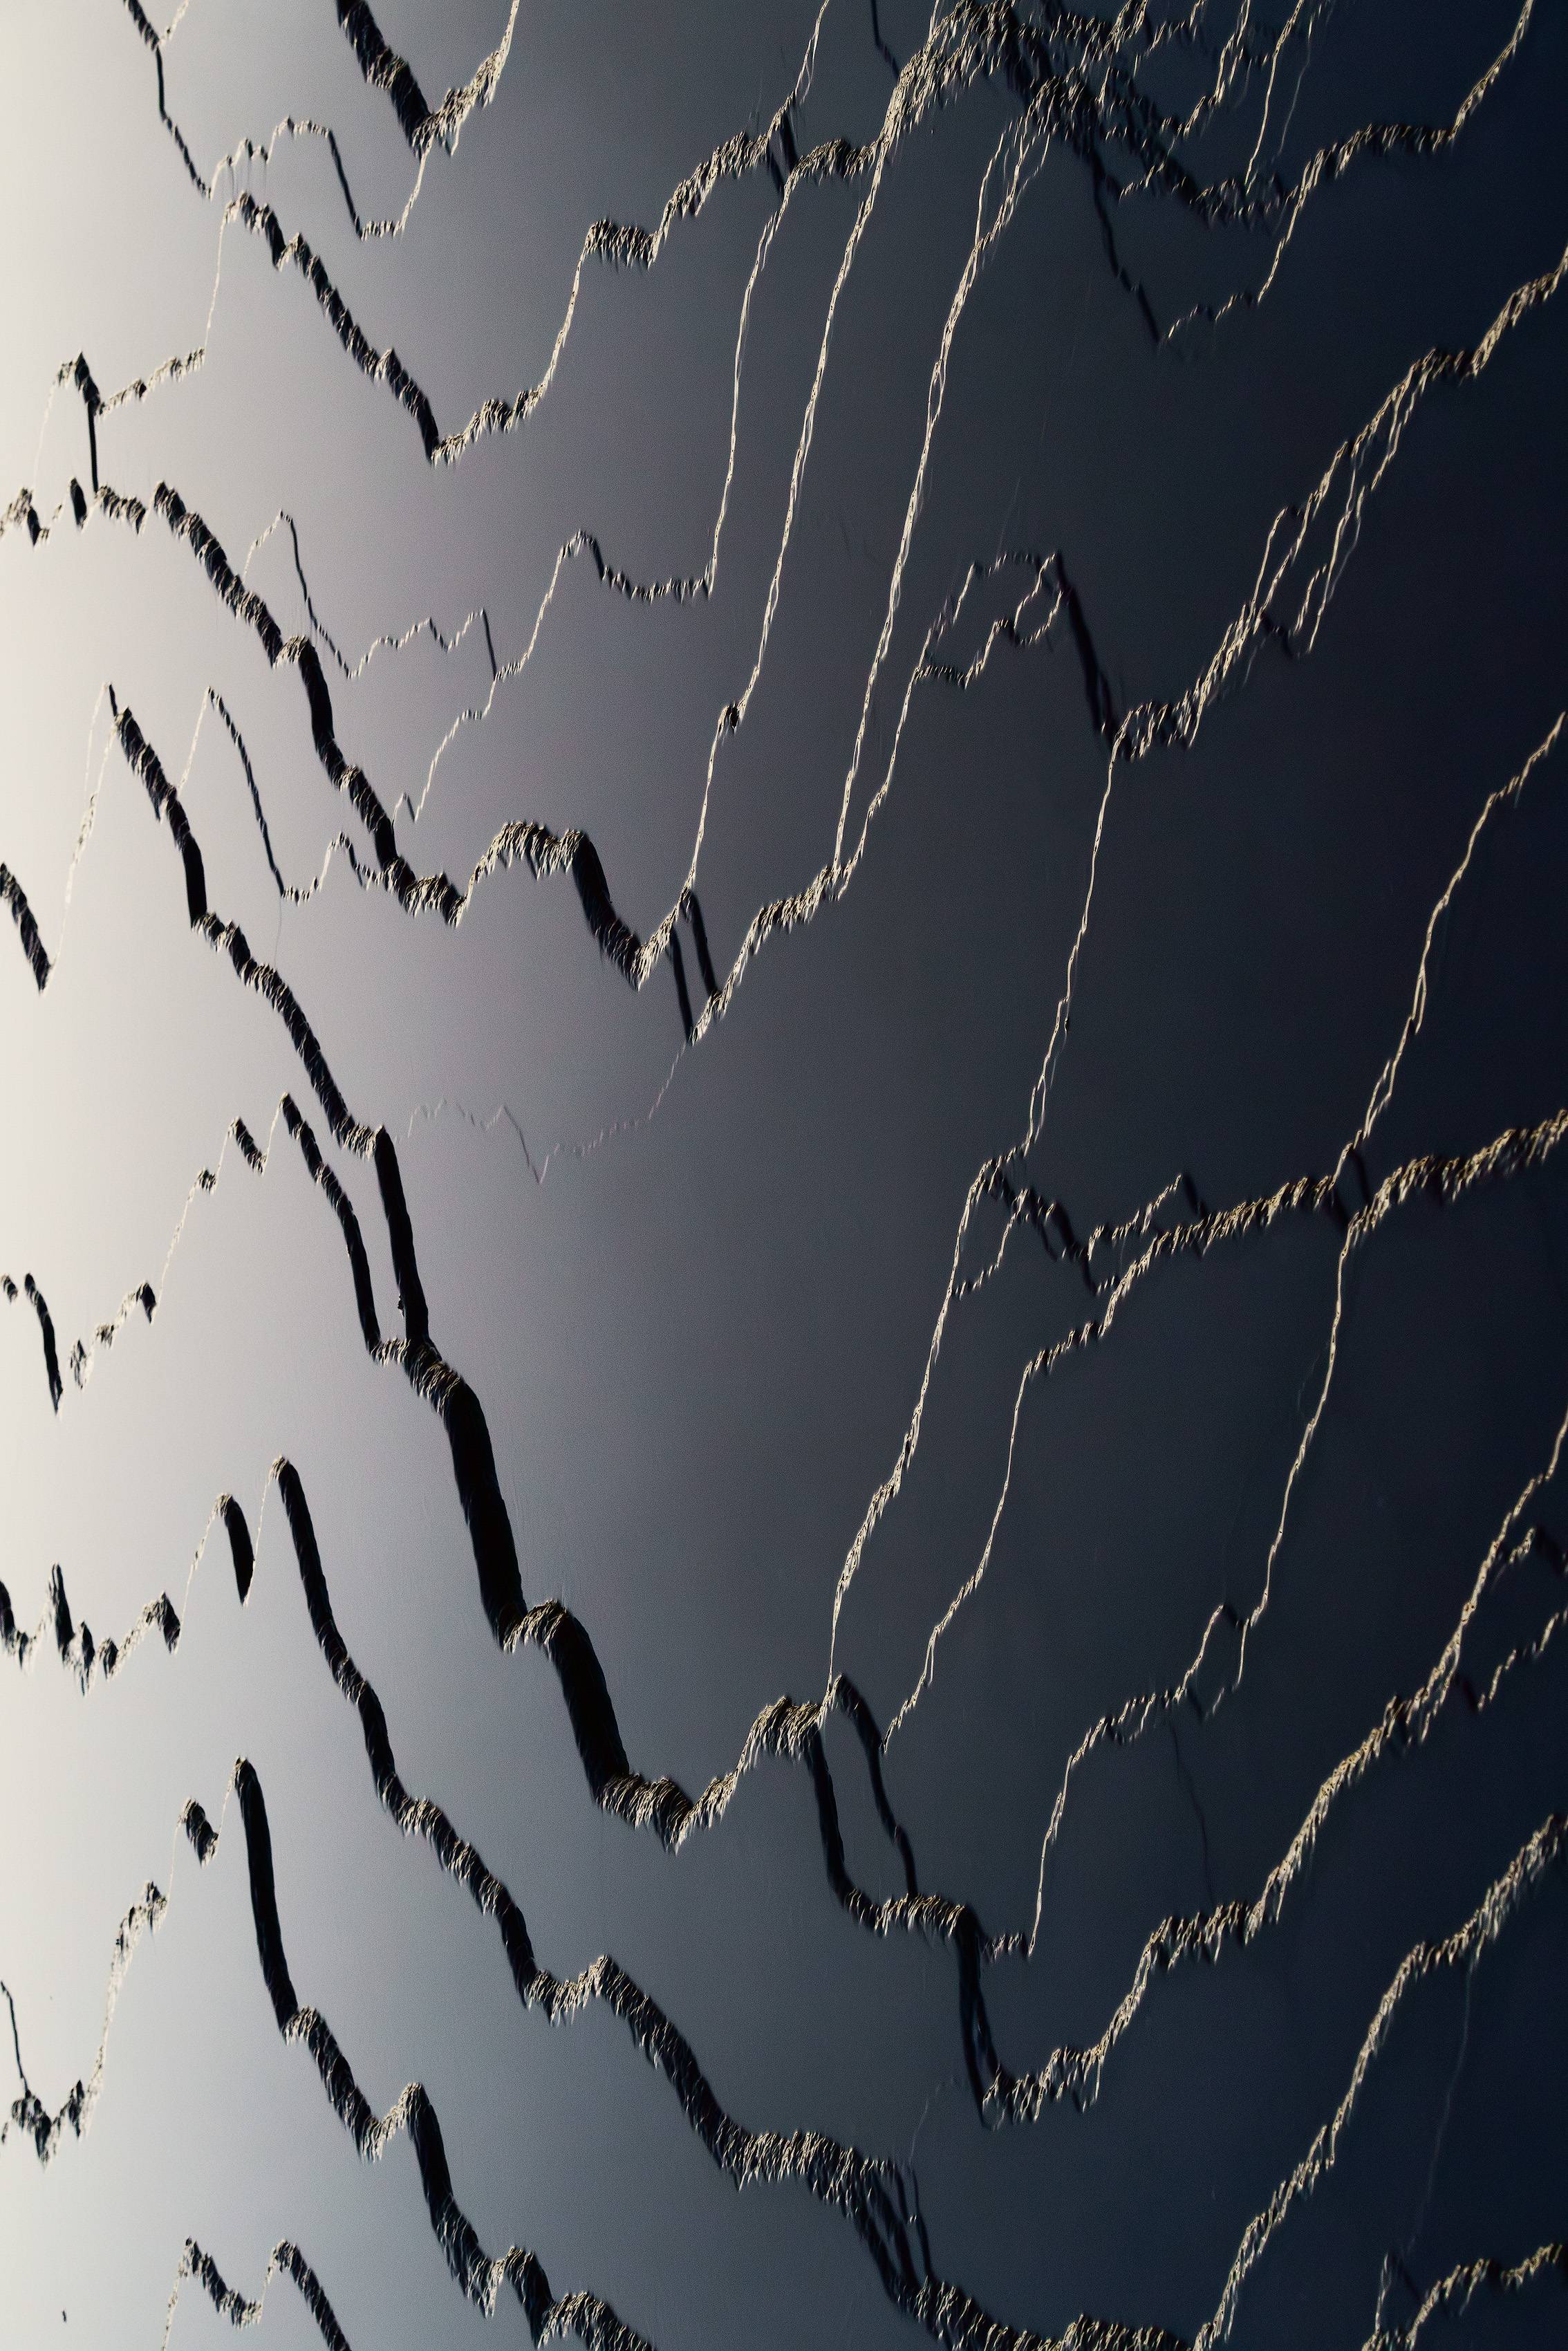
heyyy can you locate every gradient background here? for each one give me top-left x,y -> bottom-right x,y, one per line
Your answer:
1,3 -> 1567,2345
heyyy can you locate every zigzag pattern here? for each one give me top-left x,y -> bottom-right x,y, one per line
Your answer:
3,1 -> 1566,2343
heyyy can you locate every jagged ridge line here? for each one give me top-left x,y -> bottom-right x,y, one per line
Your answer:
7,1209 -> 1567,2193
842,208 -> 1568,1662
1190,1812 -> 1568,2348
1357,2238 -> 1568,2351
75,0 -> 884,951
1351,718 -> 1565,1151
59,1090 -> 377,1401
879,1104 -> 1568,1762
121,0 -> 525,242
199,685 -> 371,904
834,15 -> 1359,871
402,1095 -> 545,1185
1212,713 -> 1568,1810
0,1406 -> 922,1902
0,1456 -> 1082,2297
0,555 -> 1560,2041
0,1723 -> 268,2170
6,46 -> 1560,1984
4,483 -> 739,1092
0,477 -> 96,549
1,1065 -> 387,1419
1,1879 -> 165,2164
0,259 -> 1370,1051
6,0 -> 1560,2323
134,485 -> 699,978
137,0 -> 1324,218
97,0 -> 1480,475
1095,0 -> 1538,344
192,21 -> 1395,849
87,0 -> 1495,937
88,0 -> 830,462
0,677 -> 872,1913
0,1274 -> 64,1411
831,694 -> 1568,2009
0,1044 -> 943,1926
0,669 -> 380,1026
6,683 -> 1566,2020
95,0 -> 1037,884
830,711 -> 1565,1723
22,185 -> 1551,1074
6,0 -> 1542,771
971,1110 -> 1568,1961
21,41 -> 1288,1326
752,230 -> 1568,1142
15,1109 -> 1568,2191
0,1463 -> 922,2261
131,0 -> 1523,889
11,1736 -> 1165,2351
241,507 -> 498,688
891,677 -> 1562,1724
0,682 -> 566,1737
8,473 -> 727,981
0,1621 -> 923,2338
15,0 -> 1238,496
64,0 -> 1453,825
11,1398 -> 1565,2209
0,1552 -> 180,1690
18,708 -> 1563,1876
282,151 -> 1544,1260
48,32 -> 1568,2351
221,1745 -> 1183,2351
1114,240 -> 1568,772
162,2235 -> 351,2351
977,1398 -> 1568,2122
226,1470 -> 944,2316
0,1474 -> 263,1711
6,996 -> 1560,2313
884,1812 -> 1568,2350
821,7 -> 1381,891
1175,1 -> 1537,338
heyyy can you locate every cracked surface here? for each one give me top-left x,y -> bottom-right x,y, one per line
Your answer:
1,2 -> 1567,2345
